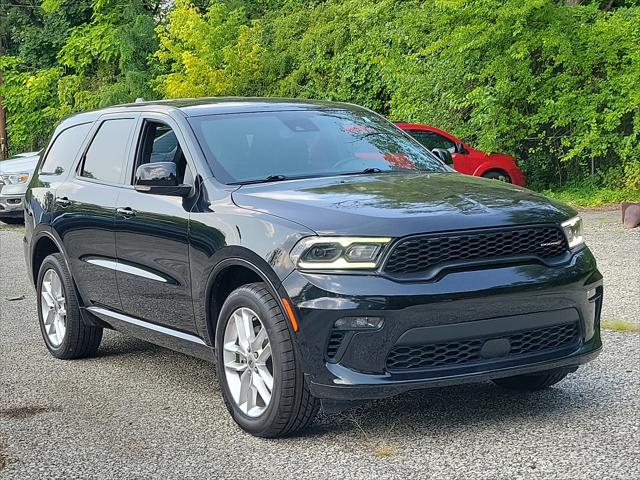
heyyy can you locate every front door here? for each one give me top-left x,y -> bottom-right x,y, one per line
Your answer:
114,115 -> 196,332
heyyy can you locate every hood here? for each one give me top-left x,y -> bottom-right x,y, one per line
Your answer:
231,172 -> 575,237
0,155 -> 39,174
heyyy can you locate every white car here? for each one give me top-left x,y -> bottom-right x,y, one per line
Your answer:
0,152 -> 40,223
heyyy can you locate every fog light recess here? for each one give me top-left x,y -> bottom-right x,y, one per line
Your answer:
333,316 -> 384,331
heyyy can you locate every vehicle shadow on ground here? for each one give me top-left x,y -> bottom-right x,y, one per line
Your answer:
95,331 -> 600,440
95,332 -> 166,359
307,379 -> 599,440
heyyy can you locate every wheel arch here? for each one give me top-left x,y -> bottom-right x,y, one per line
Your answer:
30,230 -> 66,286
203,247 -> 296,348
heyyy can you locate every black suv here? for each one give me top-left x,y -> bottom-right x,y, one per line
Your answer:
24,99 -> 603,437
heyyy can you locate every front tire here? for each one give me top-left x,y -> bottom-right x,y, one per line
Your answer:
492,369 -> 570,391
215,283 -> 318,437
37,253 -> 103,359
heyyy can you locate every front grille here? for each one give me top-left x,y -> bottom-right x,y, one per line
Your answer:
383,226 -> 568,275
386,322 -> 579,372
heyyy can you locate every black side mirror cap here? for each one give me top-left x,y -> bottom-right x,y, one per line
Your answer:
431,148 -> 454,165
455,142 -> 469,154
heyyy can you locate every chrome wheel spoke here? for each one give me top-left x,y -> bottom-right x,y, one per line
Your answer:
225,360 -> 247,372
41,291 -> 55,309
234,311 -> 251,353
224,341 -> 243,355
256,364 -> 273,391
253,371 -> 272,404
257,344 -> 271,363
252,326 -> 267,351
238,370 -> 251,408
44,307 -> 56,326
246,385 -> 260,416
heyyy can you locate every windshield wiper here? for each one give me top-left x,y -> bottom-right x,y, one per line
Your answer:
338,167 -> 418,176
230,174 -> 300,185
338,168 -> 383,176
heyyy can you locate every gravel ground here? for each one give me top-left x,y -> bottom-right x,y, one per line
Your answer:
1,210 -> 639,479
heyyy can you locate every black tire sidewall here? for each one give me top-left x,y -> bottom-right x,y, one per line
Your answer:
36,254 -> 79,357
215,285 -> 292,436
483,171 -> 512,183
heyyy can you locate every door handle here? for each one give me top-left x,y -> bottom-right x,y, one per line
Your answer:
116,207 -> 137,218
56,197 -> 71,208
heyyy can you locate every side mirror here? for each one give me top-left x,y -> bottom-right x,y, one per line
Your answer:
134,162 -> 191,197
431,148 -> 453,165
455,142 -> 469,155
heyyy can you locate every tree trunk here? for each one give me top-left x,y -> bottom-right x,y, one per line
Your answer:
0,71 -> 8,160
0,28 -> 8,160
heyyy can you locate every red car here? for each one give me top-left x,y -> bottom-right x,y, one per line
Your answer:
396,123 -> 526,187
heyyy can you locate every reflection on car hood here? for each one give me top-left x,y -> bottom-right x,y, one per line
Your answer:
0,155 -> 39,174
231,172 -> 576,237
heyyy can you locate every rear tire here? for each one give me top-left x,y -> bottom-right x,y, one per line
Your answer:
492,369 -> 570,391
482,170 -> 511,183
37,253 -> 103,359
215,282 -> 319,437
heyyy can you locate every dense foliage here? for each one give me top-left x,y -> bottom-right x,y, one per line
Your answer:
1,0 -> 639,197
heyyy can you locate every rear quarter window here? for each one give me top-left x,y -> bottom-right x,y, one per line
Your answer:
40,123 -> 92,176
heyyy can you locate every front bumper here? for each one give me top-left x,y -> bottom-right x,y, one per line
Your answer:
282,246 -> 602,401
0,193 -> 25,217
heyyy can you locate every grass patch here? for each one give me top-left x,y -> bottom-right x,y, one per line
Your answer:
601,320 -> 640,333
372,443 -> 397,458
542,185 -> 640,208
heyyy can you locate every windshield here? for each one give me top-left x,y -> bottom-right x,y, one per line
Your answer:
188,109 -> 451,184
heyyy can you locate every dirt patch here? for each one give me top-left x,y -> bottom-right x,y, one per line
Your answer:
0,406 -> 60,420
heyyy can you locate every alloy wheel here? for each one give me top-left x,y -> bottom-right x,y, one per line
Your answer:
223,307 -> 274,417
40,269 -> 67,347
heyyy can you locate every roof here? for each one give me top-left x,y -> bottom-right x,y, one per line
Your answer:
56,97 -> 371,131
76,97 -> 365,118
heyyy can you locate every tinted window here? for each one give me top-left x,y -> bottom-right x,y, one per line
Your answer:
408,130 -> 456,152
81,119 -> 135,183
135,121 -> 190,184
189,110 -> 450,184
40,123 -> 92,175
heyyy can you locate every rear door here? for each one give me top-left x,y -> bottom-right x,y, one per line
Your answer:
114,113 -> 197,332
52,114 -> 137,310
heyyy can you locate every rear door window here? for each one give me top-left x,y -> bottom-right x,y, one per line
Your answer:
80,118 -> 135,184
40,123 -> 92,175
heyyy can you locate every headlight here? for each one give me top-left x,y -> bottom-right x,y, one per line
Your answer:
290,237 -> 391,270
0,172 -> 30,185
561,216 -> 584,249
